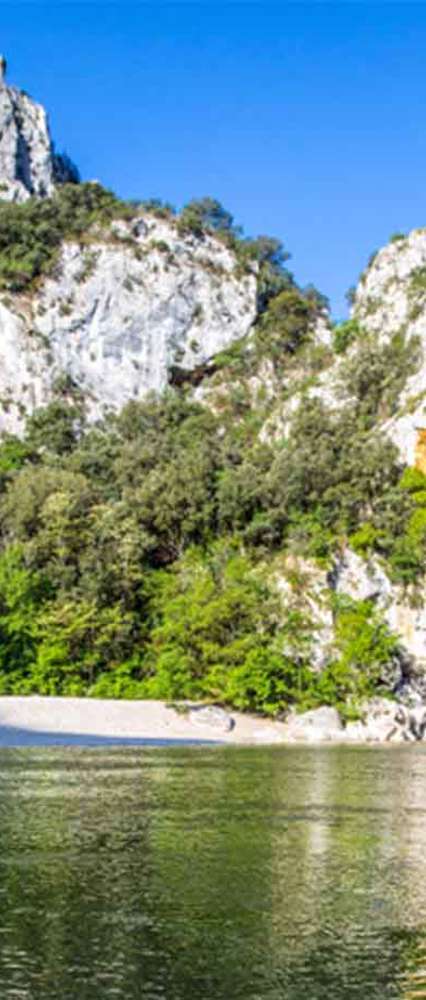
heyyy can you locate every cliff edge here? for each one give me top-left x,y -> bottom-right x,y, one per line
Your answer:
0,55 -> 78,202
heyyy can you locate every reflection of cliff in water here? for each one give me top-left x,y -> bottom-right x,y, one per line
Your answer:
0,748 -> 276,999
269,747 -> 426,922
266,747 -> 426,998
0,747 -> 424,998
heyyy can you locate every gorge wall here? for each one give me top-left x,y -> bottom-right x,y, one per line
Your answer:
0,61 -> 425,710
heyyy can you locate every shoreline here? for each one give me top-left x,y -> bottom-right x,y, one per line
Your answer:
0,696 -> 422,747
0,696 -> 287,747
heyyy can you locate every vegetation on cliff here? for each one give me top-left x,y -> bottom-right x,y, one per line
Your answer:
0,187 -> 421,713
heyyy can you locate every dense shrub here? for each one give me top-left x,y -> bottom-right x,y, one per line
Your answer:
0,369 -> 406,709
177,197 -> 237,238
0,189 -> 416,710
339,330 -> 421,427
0,182 -> 136,291
332,318 -> 360,354
254,289 -> 314,365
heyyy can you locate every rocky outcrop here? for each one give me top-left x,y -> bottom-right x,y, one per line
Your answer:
329,548 -> 426,698
0,60 -> 78,202
354,230 -> 426,345
274,548 -> 426,700
284,706 -> 344,742
188,705 -> 235,732
0,215 -> 257,431
354,230 -> 426,467
261,231 -> 426,694
0,64 -> 257,429
274,555 -> 334,670
280,701 -> 426,743
0,61 -> 426,711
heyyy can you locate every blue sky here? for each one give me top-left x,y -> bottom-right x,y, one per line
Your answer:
2,2 -> 426,317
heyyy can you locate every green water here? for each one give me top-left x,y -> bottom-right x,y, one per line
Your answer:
0,746 -> 425,999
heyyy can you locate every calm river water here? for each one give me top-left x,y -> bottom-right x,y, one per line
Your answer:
0,745 -> 425,999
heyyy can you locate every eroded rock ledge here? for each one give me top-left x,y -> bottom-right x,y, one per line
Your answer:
176,701 -> 426,745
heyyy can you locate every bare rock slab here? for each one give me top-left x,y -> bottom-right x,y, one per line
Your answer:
285,706 -> 344,743
188,705 -> 235,732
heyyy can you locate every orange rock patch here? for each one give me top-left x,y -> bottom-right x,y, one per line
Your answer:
415,429 -> 426,474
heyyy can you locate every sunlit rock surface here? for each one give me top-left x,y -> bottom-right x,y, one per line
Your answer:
0,57 -> 77,202
354,230 -> 426,466
0,214 -> 257,430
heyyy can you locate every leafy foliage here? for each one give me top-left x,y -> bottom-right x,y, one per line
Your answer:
177,197 -> 238,238
254,289 -> 314,365
0,363 -> 405,709
332,318 -> 360,354
0,182 -> 135,291
339,329 -> 421,428
0,190 -> 416,711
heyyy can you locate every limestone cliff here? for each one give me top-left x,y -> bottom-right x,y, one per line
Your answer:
353,230 -> 426,466
0,60 -> 256,427
1,61 -> 426,707
0,213 -> 257,431
285,229 -> 426,691
0,55 -> 78,202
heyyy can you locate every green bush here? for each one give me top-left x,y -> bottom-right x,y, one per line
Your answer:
0,228 -> 416,707
254,289 -> 313,365
368,468 -> 426,585
0,182 -> 135,291
332,318 -> 360,354
177,197 -> 237,238
340,330 -> 421,427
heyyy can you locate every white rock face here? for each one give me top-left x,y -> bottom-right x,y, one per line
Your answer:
280,698 -> 426,743
0,78 -> 77,202
0,216 -> 258,430
285,706 -> 344,742
355,231 -> 426,339
386,601 -> 426,671
331,548 -> 393,608
275,547 -> 426,691
354,230 -> 426,465
331,547 -> 426,678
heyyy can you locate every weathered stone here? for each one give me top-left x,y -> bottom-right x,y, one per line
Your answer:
188,705 -> 235,732
0,66 -> 77,202
0,215 -> 257,432
282,698 -> 426,744
330,548 -> 392,607
0,61 -> 257,429
285,706 -> 344,742
408,704 -> 426,740
355,698 -> 426,743
353,229 -> 426,469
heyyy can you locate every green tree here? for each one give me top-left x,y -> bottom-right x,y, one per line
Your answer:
0,545 -> 48,689
143,545 -> 315,713
177,197 -> 237,238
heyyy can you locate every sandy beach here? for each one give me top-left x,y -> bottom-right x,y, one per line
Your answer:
0,697 -> 290,747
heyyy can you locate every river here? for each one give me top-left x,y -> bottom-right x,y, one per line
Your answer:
0,745 -> 424,998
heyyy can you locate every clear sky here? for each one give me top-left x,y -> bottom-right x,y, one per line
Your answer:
2,1 -> 426,317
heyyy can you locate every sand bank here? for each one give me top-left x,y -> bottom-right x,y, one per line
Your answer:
0,697 -> 419,747
0,696 -> 289,747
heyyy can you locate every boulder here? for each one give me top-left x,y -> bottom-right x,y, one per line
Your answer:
408,704 -> 426,740
284,699 -> 426,744
188,705 -> 235,733
285,706 -> 344,743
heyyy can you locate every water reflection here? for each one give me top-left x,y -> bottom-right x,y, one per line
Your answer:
0,747 -> 424,997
